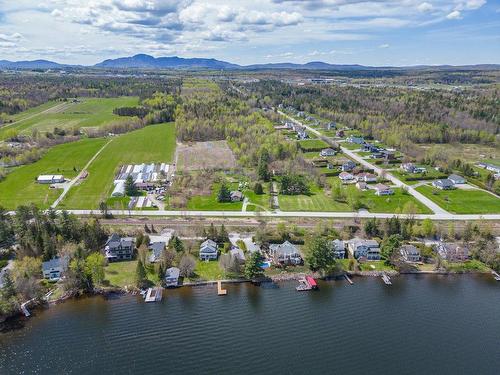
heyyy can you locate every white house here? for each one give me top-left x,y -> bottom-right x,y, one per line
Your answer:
331,239 -> 346,259
374,184 -> 394,196
320,148 -> 336,157
339,172 -> 354,183
269,241 -> 302,265
199,239 -> 218,261
346,136 -> 364,144
42,257 -> 69,280
230,191 -> 244,202
37,175 -> 65,184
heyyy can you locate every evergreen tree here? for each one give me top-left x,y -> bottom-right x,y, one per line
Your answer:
257,150 -> 270,181
244,252 -> 264,280
1,270 -> 16,299
135,259 -> 147,288
253,182 -> 264,195
380,234 -> 403,265
217,182 -> 231,202
125,175 -> 139,196
218,224 -> 229,244
207,223 -> 218,241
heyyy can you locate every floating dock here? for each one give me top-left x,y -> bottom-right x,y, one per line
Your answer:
217,281 -> 227,295
344,274 -> 353,285
144,287 -> 163,302
492,271 -> 500,281
381,273 -> 392,285
296,276 -> 318,291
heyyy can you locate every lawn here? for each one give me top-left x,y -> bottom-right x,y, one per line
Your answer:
391,168 -> 446,185
0,138 -> 107,209
186,182 -> 244,211
359,261 -> 395,271
416,185 -> 500,214
188,260 -> 226,281
444,260 -> 490,273
104,260 -> 160,288
278,184 -> 351,212
297,139 -> 330,151
60,123 -> 176,209
359,187 -> 432,214
0,97 -> 139,139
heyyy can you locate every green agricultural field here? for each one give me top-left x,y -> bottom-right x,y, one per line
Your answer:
60,123 -> 176,209
0,138 -> 107,209
0,97 -> 139,140
416,185 -> 500,214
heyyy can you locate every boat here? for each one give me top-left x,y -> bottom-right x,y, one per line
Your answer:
492,270 -> 500,281
381,273 -> 392,285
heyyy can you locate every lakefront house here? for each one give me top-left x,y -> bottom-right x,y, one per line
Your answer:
104,234 -> 135,261
347,238 -> 380,260
269,241 -> 303,266
199,239 -> 218,261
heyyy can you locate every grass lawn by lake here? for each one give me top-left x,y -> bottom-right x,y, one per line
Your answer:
359,261 -> 394,271
61,123 -> 176,209
104,260 -> 160,288
416,185 -> 500,214
0,138 -> 107,209
0,97 -> 139,139
445,260 -> 490,273
189,260 -> 226,281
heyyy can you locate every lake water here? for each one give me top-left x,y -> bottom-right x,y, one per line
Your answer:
1,275 -> 499,375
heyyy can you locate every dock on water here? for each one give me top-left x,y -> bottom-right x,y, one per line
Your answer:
217,281 -> 227,296
381,273 -> 392,285
144,287 -> 163,302
296,276 -> 318,291
492,271 -> 500,281
344,274 -> 353,285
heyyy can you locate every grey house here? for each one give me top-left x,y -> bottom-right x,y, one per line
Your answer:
165,267 -> 180,287
105,233 -> 135,261
42,257 -> 69,280
436,242 -> 469,262
347,238 -> 380,260
432,179 -> 455,190
448,174 -> 466,185
149,242 -> 166,263
199,239 -> 218,261
399,245 -> 421,263
269,241 -> 303,265
332,239 -> 346,259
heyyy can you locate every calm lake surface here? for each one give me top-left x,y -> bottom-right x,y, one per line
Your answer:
1,275 -> 499,375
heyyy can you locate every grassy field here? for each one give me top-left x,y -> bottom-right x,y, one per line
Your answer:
360,188 -> 432,214
417,143 -> 499,164
278,184 -> 351,212
60,123 -> 176,209
0,138 -> 107,209
359,261 -> 394,271
189,260 -> 226,281
104,260 -> 160,287
391,168 -> 446,185
186,182 -> 244,211
0,97 -> 139,140
297,139 -> 329,151
416,185 -> 500,214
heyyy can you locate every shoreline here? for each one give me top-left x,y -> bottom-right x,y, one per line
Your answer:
1,268 -> 494,328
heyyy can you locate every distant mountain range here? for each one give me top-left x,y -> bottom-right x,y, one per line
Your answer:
0,54 -> 498,71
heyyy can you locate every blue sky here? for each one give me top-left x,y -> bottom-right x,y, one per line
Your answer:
0,0 -> 498,66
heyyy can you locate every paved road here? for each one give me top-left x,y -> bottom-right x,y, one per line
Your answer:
52,209 -> 500,221
51,139 -> 113,208
278,110 -> 448,215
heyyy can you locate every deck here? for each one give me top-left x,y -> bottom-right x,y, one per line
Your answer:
381,273 -> 392,285
217,281 -> 227,296
144,287 -> 163,302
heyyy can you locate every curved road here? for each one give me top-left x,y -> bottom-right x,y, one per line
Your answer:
277,110 -> 448,215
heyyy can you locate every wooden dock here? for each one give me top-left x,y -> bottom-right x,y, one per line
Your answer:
381,273 -> 392,285
144,287 -> 163,302
344,274 -> 353,285
217,281 -> 227,296
492,271 -> 500,281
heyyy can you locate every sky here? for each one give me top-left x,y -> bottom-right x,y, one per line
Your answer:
0,0 -> 499,66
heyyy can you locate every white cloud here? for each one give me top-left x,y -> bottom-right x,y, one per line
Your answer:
417,2 -> 433,13
379,43 -> 390,48
463,0 -> 486,10
51,9 -> 63,17
446,10 -> 462,19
